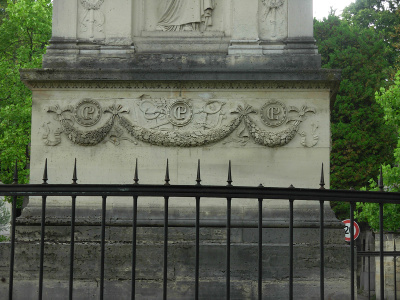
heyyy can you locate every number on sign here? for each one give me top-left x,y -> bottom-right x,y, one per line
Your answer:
342,220 -> 360,242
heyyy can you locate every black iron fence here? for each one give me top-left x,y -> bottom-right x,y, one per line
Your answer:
358,242 -> 400,299
1,159 -> 400,300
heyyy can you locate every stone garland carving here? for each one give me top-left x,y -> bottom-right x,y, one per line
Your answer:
60,116 -> 115,146
118,114 -> 242,147
44,100 -> 318,148
156,0 -> 215,32
80,0 -> 105,40
244,118 -> 301,147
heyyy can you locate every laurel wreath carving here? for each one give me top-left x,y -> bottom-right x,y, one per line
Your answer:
45,102 -> 316,148
244,117 -> 301,147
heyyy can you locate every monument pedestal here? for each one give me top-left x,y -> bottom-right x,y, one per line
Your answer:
0,0 -> 353,298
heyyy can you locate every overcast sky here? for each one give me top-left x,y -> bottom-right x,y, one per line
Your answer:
313,0 -> 356,20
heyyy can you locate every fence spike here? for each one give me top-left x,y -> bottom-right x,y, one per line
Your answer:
72,159 -> 78,184
164,159 -> 170,185
13,159 -> 18,184
227,160 -> 232,186
379,166 -> 384,192
196,159 -> 201,185
258,183 -> 264,188
289,184 -> 295,189
42,159 -> 48,185
319,163 -> 325,190
134,158 -> 139,184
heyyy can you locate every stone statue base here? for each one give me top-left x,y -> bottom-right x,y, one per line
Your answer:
0,204 -> 351,299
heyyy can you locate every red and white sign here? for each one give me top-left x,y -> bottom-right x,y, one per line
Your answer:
342,220 -> 360,242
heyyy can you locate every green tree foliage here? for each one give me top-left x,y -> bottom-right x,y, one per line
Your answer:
315,11 -> 398,191
344,0 -> 400,68
0,0 -> 52,194
314,0 -> 400,220
0,0 -> 7,23
356,71 -> 400,231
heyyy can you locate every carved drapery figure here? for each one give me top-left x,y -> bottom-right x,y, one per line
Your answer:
80,0 -> 105,39
261,0 -> 284,38
156,0 -> 215,32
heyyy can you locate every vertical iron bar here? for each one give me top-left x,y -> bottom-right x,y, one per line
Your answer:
378,166 -> 384,300
350,202 -> 355,300
380,202 -> 384,300
69,196 -> 76,300
320,200 -> 324,299
289,198 -> 294,300
394,240 -> 397,300
100,196 -> 107,300
9,196 -> 17,300
163,196 -> 169,300
368,254 -> 370,300
258,197 -> 263,300
69,159 -> 77,300
38,196 -> 46,300
39,159 -> 48,300
9,160 -> 18,300
132,159 -> 139,300
163,160 -> 170,300
131,196 -> 137,300
226,197 -> 231,300
319,165 -> 325,300
195,160 -> 201,300
226,161 -> 232,300
195,196 -> 200,300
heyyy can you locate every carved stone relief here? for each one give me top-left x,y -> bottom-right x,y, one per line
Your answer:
79,0 -> 105,40
43,99 -> 318,148
74,99 -> 102,127
137,98 -> 225,131
260,100 -> 287,127
156,0 -> 216,32
259,0 -> 287,40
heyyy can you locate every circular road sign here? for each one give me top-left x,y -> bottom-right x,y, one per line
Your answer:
342,220 -> 360,242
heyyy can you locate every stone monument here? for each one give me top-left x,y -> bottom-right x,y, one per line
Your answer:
0,0 -> 350,299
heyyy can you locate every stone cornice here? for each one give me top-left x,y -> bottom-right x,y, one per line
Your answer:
22,79 -> 339,91
20,68 -> 341,108
20,69 -> 340,88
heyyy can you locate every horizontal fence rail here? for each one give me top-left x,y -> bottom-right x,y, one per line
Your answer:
1,184 -> 398,202
1,160 -> 400,300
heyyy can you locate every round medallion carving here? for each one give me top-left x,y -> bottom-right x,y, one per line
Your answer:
167,101 -> 193,127
260,100 -> 288,127
74,99 -> 102,127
